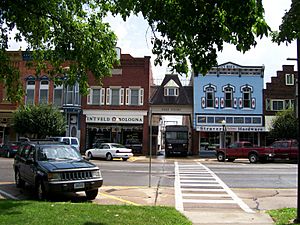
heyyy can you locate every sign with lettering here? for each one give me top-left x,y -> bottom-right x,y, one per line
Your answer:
196,126 -> 265,132
86,115 -> 144,124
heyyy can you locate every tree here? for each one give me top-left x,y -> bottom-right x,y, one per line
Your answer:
269,108 -> 298,140
13,104 -> 66,139
272,0 -> 299,44
111,0 -> 270,74
0,0 -> 119,103
1,0 -> 271,103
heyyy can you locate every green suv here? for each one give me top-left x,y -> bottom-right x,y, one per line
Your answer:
13,140 -> 103,200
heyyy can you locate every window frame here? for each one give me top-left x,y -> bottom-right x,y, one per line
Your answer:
164,87 -> 179,96
224,87 -> 233,108
285,73 -> 294,86
205,87 -> 215,108
39,79 -> 49,104
242,87 -> 251,108
26,80 -> 36,105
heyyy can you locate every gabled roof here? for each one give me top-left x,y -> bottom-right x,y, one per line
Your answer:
150,74 -> 193,105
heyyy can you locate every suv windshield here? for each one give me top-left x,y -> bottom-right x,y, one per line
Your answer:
37,146 -> 82,161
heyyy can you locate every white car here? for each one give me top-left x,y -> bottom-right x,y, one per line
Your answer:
85,143 -> 133,161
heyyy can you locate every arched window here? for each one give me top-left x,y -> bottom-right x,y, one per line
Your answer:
25,76 -> 36,105
39,78 -> 49,104
224,87 -> 233,108
205,87 -> 215,108
242,87 -> 251,108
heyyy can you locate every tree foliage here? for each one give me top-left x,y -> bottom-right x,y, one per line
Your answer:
0,0 -> 118,102
111,0 -> 270,74
1,0 -> 271,102
13,104 -> 66,139
269,108 -> 298,140
272,0 -> 300,44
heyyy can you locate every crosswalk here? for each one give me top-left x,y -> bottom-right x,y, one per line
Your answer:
174,162 -> 253,213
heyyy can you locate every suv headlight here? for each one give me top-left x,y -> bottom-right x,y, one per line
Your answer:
91,170 -> 102,178
48,173 -> 61,181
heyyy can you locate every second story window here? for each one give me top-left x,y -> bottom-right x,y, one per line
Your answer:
205,87 -> 215,108
164,87 -> 179,96
224,87 -> 233,108
64,83 -> 80,106
26,80 -> 35,105
87,88 -> 105,105
125,88 -> 144,106
285,74 -> 294,85
53,84 -> 63,106
106,87 -> 124,106
242,87 -> 251,108
39,79 -> 49,104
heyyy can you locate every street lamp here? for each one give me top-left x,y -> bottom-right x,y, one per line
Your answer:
221,120 -> 227,160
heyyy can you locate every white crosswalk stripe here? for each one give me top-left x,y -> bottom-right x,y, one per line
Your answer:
174,161 -> 254,213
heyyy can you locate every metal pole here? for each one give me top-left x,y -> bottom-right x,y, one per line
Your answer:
148,107 -> 152,188
296,38 -> 300,222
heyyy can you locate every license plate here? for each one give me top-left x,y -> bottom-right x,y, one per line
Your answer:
74,182 -> 85,189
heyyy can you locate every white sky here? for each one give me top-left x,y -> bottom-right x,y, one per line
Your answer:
104,0 -> 297,86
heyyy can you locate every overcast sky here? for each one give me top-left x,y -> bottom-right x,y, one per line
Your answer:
105,0 -> 297,86
9,1 -> 297,87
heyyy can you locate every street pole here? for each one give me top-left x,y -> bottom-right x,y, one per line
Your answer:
296,38 -> 300,223
148,106 -> 152,188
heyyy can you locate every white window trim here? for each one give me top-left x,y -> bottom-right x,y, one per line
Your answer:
126,87 -> 144,106
164,87 -> 179,96
285,73 -> 294,85
26,80 -> 35,105
108,86 -> 123,105
39,80 -> 49,104
271,99 -> 285,111
87,87 -> 105,105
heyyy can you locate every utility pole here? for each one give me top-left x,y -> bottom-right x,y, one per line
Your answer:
289,38 -> 300,223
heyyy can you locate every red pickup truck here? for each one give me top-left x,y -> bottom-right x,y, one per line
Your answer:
215,140 -> 298,163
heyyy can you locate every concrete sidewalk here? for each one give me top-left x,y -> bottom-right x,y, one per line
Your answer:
95,185 -> 289,224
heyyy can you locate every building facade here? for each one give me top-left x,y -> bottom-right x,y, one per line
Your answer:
263,65 -> 298,145
0,50 -> 153,156
81,53 -> 153,154
193,62 -> 265,154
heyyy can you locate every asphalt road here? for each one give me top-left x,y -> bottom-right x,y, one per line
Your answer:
0,157 -> 297,199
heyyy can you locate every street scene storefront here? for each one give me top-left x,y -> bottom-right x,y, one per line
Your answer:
196,114 -> 266,153
82,110 -> 147,152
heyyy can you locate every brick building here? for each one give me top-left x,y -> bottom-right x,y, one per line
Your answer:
81,53 -> 154,154
0,50 -> 154,155
263,64 -> 298,145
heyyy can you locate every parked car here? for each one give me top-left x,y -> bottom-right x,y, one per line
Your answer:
125,139 -> 142,154
47,137 -> 80,152
92,138 -> 111,148
0,142 -> 22,158
215,141 -> 269,163
13,140 -> 103,200
85,143 -> 133,161
215,140 -> 298,163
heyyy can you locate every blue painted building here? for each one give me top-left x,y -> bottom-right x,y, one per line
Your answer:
193,62 -> 265,152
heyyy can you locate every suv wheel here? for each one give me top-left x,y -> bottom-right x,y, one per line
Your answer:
106,153 -> 113,161
36,180 -> 47,200
86,189 -> 98,200
122,158 -> 128,161
15,170 -> 25,188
